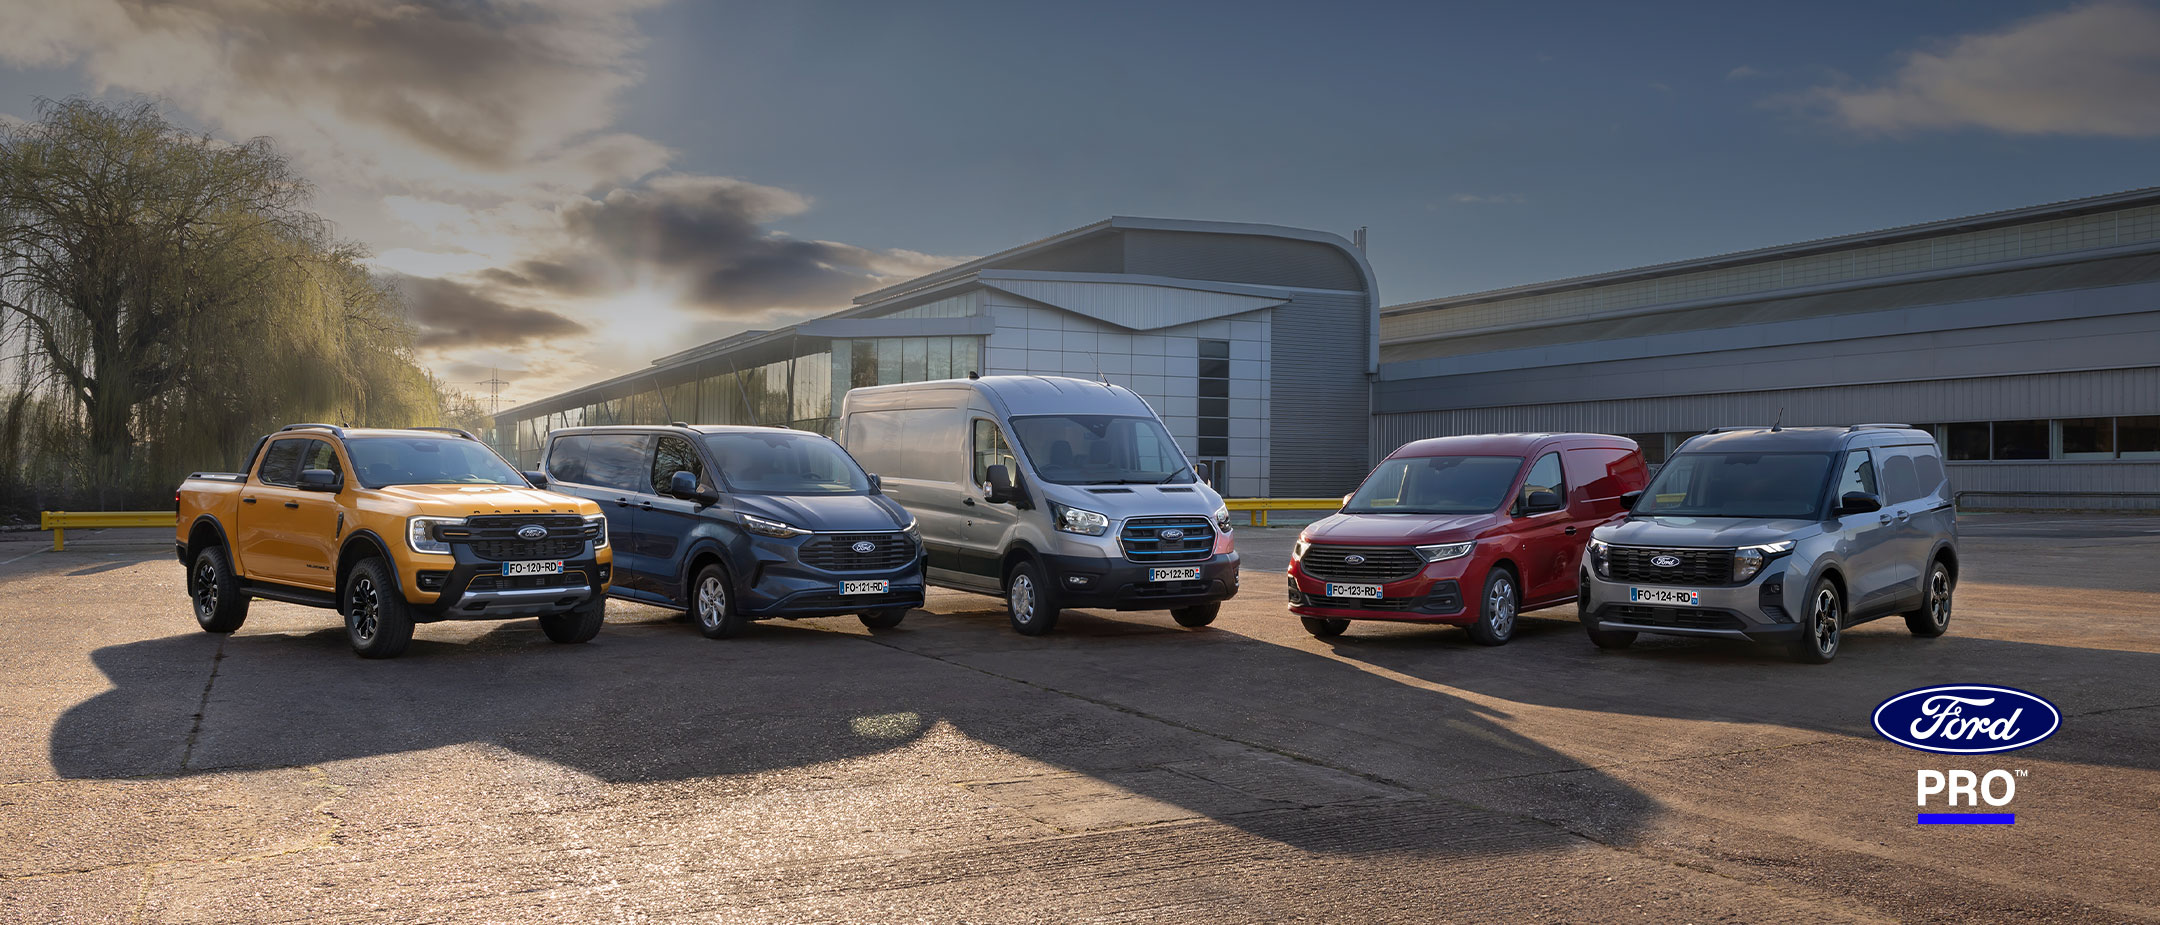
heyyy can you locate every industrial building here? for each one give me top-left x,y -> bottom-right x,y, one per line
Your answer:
496,188 -> 2160,509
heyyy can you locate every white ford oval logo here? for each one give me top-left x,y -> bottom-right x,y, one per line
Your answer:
1343,554 -> 1367,565
851,540 -> 876,554
1651,554 -> 1681,568
1872,685 -> 2060,754
1161,528 -> 1185,540
517,525 -> 548,540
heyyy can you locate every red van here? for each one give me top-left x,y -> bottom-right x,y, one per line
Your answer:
1288,433 -> 1648,643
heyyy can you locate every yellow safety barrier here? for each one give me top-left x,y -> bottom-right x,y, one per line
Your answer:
38,511 -> 173,551
1222,498 -> 1344,527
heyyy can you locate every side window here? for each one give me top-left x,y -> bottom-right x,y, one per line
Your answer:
1562,447 -> 1642,500
1518,452 -> 1564,509
1873,447 -> 1922,505
298,439 -> 342,477
257,438 -> 306,487
1911,447 -> 1948,501
651,435 -> 706,493
547,434 -> 653,493
1836,449 -> 1877,498
971,419 -> 1016,489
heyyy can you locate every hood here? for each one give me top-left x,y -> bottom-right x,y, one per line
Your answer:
1302,511 -> 1500,544
731,492 -> 913,532
1594,515 -> 1822,548
1038,482 -> 1226,521
375,483 -> 594,516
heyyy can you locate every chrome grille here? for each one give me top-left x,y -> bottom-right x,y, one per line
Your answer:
1118,516 -> 1214,563
1606,546 -> 1733,585
1298,544 -> 1424,583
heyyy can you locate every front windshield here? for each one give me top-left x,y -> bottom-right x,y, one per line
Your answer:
1636,451 -> 1834,519
1009,414 -> 1195,485
345,437 -> 527,488
1343,455 -> 1523,514
702,432 -> 870,495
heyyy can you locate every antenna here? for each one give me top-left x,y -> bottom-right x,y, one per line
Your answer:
1771,407 -> 1784,432
1087,351 -> 1108,385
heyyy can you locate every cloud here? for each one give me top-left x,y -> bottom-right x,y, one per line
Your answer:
1793,1 -> 2160,136
1448,193 -> 1527,204
391,275 -> 588,349
1726,66 -> 1764,80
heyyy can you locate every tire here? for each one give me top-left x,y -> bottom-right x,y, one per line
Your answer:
1004,559 -> 1060,636
691,562 -> 749,639
190,546 -> 249,633
1465,567 -> 1518,646
539,597 -> 606,644
1788,576 -> 1843,664
1578,576 -> 1635,650
1171,603 -> 1219,628
858,607 -> 908,630
1904,560 -> 1953,638
1301,617 -> 1349,638
344,558 -> 414,659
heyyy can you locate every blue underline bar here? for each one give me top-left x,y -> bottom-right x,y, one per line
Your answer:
1917,813 -> 2015,825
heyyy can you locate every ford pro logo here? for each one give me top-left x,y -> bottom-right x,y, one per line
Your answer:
1871,685 -> 2060,754
851,540 -> 876,554
517,525 -> 549,540
1651,554 -> 1681,568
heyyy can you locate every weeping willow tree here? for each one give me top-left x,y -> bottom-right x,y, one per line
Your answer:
0,99 -> 444,515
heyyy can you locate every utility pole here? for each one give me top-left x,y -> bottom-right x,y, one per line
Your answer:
477,369 -> 509,416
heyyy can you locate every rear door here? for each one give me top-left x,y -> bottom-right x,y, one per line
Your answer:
638,433 -> 714,603
236,437 -> 312,585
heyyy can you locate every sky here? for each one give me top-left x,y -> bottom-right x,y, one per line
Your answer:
1,0 -> 2156,408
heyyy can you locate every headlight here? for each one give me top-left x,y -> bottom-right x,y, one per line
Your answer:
583,513 -> 608,548
1293,536 -> 1311,560
1050,501 -> 1110,536
741,513 -> 809,538
1587,537 -> 1610,579
1732,540 -> 1796,583
407,516 -> 464,555
1414,541 -> 1475,562
901,517 -> 920,539
1212,504 -> 1232,533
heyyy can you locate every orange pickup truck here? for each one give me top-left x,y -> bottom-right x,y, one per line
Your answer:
176,424 -> 613,658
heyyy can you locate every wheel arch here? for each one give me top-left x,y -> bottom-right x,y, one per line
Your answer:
680,540 -> 735,605
185,516 -> 229,565
335,531 -> 400,601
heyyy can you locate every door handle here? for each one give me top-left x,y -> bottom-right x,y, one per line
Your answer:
1564,526 -> 1577,535
242,497 -> 258,504
614,497 -> 630,507
1878,514 -> 1893,524
283,501 -> 299,509
639,501 -> 654,511
963,498 -> 976,507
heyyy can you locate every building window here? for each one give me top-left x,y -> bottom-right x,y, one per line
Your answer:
1197,339 -> 1230,484
1944,422 -> 1990,461
2123,416 -> 2160,459
1619,433 -> 1668,465
1991,420 -> 2049,460
2058,418 -> 2115,459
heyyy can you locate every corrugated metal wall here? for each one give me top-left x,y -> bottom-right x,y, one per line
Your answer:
1272,290 -> 1374,495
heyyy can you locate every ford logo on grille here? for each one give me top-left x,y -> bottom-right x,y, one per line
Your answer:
1871,685 -> 2060,754
517,525 -> 548,540
1160,528 -> 1185,540
1343,554 -> 1367,565
850,540 -> 876,554
1651,554 -> 1681,568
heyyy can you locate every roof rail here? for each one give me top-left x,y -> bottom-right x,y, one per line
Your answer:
279,423 -> 346,438
1847,423 -> 1914,431
670,421 -> 690,428
1702,425 -> 1769,434
409,426 -> 478,441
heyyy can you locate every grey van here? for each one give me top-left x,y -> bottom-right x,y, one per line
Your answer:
839,376 -> 1240,636
1579,425 -> 1957,663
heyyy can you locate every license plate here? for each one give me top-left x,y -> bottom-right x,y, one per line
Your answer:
1325,583 -> 1383,599
841,580 -> 890,595
502,560 -> 563,577
1149,567 -> 1201,582
1630,587 -> 1700,606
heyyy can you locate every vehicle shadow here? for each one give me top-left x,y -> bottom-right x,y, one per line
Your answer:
50,604 -> 1663,859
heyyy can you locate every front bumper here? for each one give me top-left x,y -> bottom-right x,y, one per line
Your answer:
1040,551 -> 1240,610
731,534 -> 927,619
1580,563 -> 1800,641
1285,555 -> 1473,624
410,544 -> 611,622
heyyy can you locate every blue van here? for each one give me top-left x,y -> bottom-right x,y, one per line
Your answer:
537,425 -> 925,637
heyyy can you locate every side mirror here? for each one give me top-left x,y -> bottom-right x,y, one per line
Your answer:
1340,493 -> 1353,511
1523,489 -> 1564,514
669,469 -> 719,505
984,464 -> 1015,504
1619,490 -> 1643,511
297,468 -> 342,492
522,470 -> 549,489
867,473 -> 882,493
1838,491 -> 1883,515
1194,461 -> 1212,483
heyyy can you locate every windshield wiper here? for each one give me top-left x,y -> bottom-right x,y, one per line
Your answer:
1157,464 -> 1191,484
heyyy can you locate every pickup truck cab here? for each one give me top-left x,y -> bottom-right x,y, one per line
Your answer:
1289,433 -> 1648,644
176,424 -> 613,658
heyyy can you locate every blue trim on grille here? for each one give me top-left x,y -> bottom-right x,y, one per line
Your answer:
1118,516 -> 1214,563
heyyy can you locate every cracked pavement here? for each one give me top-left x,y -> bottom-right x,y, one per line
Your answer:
1,513 -> 2156,923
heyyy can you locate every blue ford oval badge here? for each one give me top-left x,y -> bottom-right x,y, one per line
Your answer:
517,525 -> 548,540
1160,528 -> 1184,540
1871,685 -> 2060,754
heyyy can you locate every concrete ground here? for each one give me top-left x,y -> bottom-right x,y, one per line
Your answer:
2,513 -> 2156,923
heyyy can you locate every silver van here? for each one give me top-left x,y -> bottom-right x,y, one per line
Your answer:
839,376 -> 1240,635
1579,425 -> 1958,663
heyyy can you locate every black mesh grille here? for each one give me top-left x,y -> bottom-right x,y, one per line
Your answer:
468,571 -> 586,591
1599,604 -> 1746,630
1606,546 -> 1733,585
1299,544 -> 1425,583
1119,517 -> 1214,563
470,537 -> 585,561
454,514 -> 594,562
798,534 -> 916,572
1304,593 -> 1418,611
